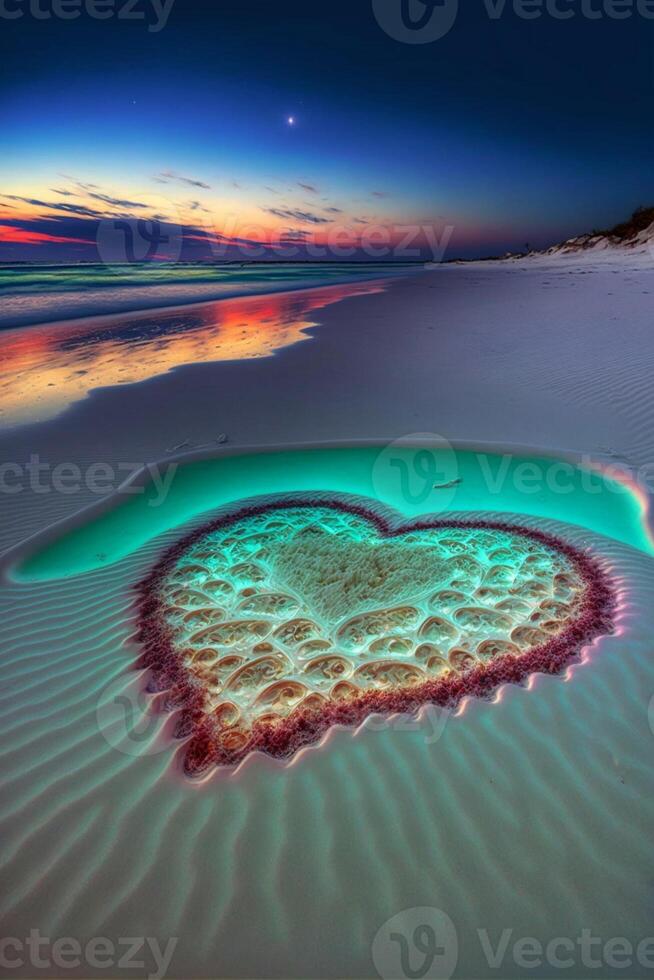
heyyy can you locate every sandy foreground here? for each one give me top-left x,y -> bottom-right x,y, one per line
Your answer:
1,251 -> 654,978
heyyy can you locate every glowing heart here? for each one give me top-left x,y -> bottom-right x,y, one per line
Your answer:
135,497 -> 615,774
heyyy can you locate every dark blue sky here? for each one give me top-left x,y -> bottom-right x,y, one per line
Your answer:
1,0 -> 653,260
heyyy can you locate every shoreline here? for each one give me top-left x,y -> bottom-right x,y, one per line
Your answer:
0,264 -> 417,331
3,242 -> 648,332
2,253 -> 654,549
0,275 -> 395,339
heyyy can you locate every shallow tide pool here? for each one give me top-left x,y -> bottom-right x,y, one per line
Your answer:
11,443 -> 652,583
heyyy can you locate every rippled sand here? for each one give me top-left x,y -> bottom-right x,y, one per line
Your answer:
2,254 -> 654,977
0,511 -> 647,978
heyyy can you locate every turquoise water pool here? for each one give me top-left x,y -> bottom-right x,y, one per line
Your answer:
11,444 -> 652,581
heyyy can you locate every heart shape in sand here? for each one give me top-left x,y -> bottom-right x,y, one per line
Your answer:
273,533 -> 454,627
136,497 -> 614,774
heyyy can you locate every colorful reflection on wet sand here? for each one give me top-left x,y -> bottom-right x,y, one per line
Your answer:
0,281 -> 384,426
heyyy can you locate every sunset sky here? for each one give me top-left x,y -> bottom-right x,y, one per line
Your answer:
1,0 -> 653,261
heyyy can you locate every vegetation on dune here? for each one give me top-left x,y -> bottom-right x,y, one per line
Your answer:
599,205 -> 654,242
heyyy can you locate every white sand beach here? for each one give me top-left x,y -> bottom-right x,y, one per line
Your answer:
2,247 -> 654,977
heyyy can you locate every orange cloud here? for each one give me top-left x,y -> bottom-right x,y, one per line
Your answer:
0,224 -> 90,245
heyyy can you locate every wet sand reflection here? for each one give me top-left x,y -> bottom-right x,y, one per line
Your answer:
0,280 -> 385,426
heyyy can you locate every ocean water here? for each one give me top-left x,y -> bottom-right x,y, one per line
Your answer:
0,262 -> 416,329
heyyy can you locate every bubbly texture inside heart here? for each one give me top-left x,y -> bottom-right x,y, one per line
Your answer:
136,498 -> 616,774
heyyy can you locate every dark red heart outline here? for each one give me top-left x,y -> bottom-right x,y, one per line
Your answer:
134,497 -> 616,776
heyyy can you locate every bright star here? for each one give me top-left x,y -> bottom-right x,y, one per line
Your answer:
287,116 -> 295,126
